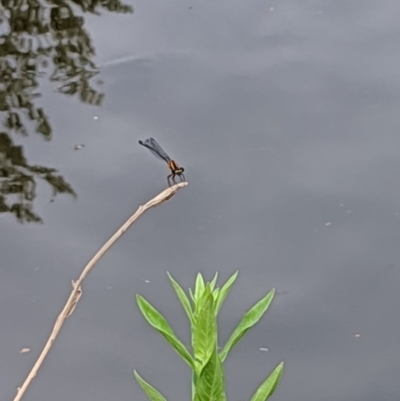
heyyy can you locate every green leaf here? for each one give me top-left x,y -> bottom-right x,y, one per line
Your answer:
212,288 -> 220,304
215,271 -> 238,315
189,288 -> 195,303
250,362 -> 284,401
136,295 -> 195,369
195,283 -> 214,319
192,371 -> 197,401
220,288 -> 275,362
192,286 -> 217,374
167,272 -> 193,324
210,272 -> 219,291
194,273 -> 205,302
134,370 -> 168,401
194,348 -> 226,401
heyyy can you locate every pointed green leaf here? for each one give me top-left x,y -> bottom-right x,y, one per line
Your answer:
194,273 -> 205,302
195,283 -> 214,318
192,287 -> 217,374
194,348 -> 226,401
210,272 -> 219,291
134,370 -> 168,401
220,288 -> 275,362
215,271 -> 238,315
212,287 -> 220,303
189,287 -> 195,303
136,295 -> 195,369
250,362 -> 284,401
167,272 -> 193,323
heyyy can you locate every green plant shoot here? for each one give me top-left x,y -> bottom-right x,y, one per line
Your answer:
135,272 -> 284,401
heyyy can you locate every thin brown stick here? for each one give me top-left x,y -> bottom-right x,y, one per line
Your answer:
13,182 -> 188,401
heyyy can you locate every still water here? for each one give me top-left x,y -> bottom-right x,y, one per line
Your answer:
1,0 -> 400,400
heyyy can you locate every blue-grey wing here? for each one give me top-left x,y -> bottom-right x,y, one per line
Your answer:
140,138 -> 171,162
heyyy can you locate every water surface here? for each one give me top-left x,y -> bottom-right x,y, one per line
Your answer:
2,1 -> 400,400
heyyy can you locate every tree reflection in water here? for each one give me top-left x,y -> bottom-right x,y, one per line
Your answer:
0,0 -> 133,222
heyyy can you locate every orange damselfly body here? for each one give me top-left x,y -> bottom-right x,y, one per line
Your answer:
138,137 -> 185,186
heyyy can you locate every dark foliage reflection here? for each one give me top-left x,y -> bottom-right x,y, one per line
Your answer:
0,0 -> 132,222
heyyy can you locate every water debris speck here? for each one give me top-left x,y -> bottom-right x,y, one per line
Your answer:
20,348 -> 31,354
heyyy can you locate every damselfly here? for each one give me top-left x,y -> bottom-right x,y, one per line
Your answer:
138,137 -> 185,186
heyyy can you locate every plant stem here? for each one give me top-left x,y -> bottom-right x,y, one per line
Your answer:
13,182 -> 188,401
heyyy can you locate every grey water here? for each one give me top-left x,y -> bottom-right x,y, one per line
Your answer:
1,1 -> 400,400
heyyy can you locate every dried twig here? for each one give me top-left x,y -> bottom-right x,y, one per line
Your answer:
13,182 -> 188,401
